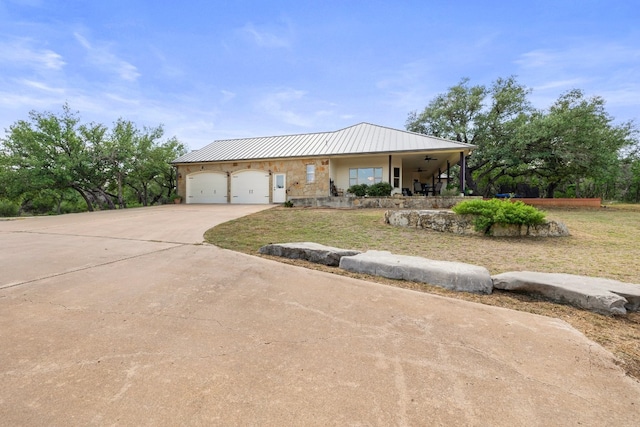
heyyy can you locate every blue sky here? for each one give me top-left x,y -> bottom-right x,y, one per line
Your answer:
1,0 -> 638,150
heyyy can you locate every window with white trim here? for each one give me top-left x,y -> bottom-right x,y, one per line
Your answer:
349,167 -> 383,186
306,164 -> 315,183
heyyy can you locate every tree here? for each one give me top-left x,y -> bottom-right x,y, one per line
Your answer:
0,104 -> 102,211
408,78 -> 636,198
94,119 -> 137,208
1,105 -> 187,213
407,76 -> 532,196
515,90 -> 634,197
125,126 -> 186,206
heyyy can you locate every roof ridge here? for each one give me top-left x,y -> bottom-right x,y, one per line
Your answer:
331,122 -> 475,147
204,128 -> 336,145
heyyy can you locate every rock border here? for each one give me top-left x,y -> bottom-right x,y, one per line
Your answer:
258,242 -> 360,267
259,242 -> 640,315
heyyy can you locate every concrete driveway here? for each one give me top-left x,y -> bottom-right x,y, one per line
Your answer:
1,205 -> 639,426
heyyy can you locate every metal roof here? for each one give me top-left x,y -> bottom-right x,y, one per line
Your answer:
172,122 -> 475,164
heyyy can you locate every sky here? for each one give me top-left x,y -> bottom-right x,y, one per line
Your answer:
0,0 -> 638,151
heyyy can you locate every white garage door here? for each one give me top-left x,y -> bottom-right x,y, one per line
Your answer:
231,170 -> 270,204
186,172 -> 227,204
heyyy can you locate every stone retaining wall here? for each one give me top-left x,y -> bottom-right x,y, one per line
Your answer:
385,209 -> 570,237
289,196 -> 476,209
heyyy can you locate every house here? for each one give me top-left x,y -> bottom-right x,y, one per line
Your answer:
172,123 -> 475,204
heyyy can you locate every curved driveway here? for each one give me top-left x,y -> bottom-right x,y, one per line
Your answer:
1,205 -> 639,426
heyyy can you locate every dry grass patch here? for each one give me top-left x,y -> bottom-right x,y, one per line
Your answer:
205,205 -> 640,380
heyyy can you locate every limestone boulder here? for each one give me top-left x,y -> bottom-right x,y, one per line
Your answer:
492,271 -> 640,315
258,242 -> 361,267
339,250 -> 493,294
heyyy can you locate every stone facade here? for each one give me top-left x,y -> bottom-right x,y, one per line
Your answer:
176,157 -> 331,202
385,209 -> 570,237
290,196 -> 474,209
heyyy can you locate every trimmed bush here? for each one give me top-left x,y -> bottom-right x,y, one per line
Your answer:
366,182 -> 393,197
347,184 -> 368,197
347,182 -> 393,197
452,199 -> 546,234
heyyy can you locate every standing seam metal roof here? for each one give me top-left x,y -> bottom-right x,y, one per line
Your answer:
172,122 -> 475,163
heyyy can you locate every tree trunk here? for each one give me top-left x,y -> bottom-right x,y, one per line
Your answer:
97,188 -> 116,210
72,185 -> 94,212
464,164 -> 479,195
117,172 -> 125,209
545,182 -> 557,198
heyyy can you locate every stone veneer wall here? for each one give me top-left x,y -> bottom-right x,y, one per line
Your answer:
385,209 -> 570,237
289,196 -> 477,209
176,158 -> 331,201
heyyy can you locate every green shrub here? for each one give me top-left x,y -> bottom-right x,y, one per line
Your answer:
283,200 -> 294,208
452,199 -> 546,234
0,199 -> 20,217
347,184 -> 368,197
366,182 -> 393,197
59,200 -> 88,214
347,182 -> 393,197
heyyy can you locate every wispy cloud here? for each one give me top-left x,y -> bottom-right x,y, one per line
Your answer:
533,78 -> 590,91
516,42 -> 640,70
515,41 -> 640,118
258,88 -> 310,126
240,22 -> 292,48
73,32 -> 140,81
220,90 -> 236,103
0,38 -> 65,70
18,78 -> 65,93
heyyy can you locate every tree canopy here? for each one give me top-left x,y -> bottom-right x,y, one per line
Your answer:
0,104 -> 187,214
407,77 -> 638,200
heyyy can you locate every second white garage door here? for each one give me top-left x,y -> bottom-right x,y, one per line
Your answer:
186,172 -> 227,204
231,170 -> 270,204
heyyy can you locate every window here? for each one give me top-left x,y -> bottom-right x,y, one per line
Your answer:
306,164 -> 315,183
349,167 -> 383,186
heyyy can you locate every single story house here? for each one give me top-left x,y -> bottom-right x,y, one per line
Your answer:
172,122 -> 475,204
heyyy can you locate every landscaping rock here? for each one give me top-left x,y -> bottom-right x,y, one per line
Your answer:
339,250 -> 493,294
258,242 -> 361,267
492,271 -> 640,315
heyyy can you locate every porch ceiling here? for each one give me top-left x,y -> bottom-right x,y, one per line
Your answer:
401,151 -> 461,179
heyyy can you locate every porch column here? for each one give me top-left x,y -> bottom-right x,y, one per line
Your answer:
459,152 -> 466,194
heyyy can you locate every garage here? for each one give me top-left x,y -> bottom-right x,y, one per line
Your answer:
186,172 -> 227,204
231,170 -> 270,204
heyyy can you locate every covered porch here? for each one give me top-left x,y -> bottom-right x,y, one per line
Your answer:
329,149 -> 468,197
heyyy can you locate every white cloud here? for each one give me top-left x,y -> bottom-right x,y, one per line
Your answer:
240,22 -> 292,48
220,90 -> 236,103
18,79 -> 65,93
258,88 -> 311,127
73,32 -> 141,82
533,78 -> 590,91
104,93 -> 141,105
0,38 -> 65,70
516,43 -> 640,70
514,41 -> 640,120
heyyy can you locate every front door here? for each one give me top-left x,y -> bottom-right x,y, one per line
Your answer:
273,173 -> 286,203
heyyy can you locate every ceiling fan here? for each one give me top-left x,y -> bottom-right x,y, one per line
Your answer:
424,155 -> 438,162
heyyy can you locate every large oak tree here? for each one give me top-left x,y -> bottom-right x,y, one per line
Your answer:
0,105 -> 186,212
407,77 -> 636,198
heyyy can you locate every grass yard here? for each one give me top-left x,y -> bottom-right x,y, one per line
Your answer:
205,204 -> 640,380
